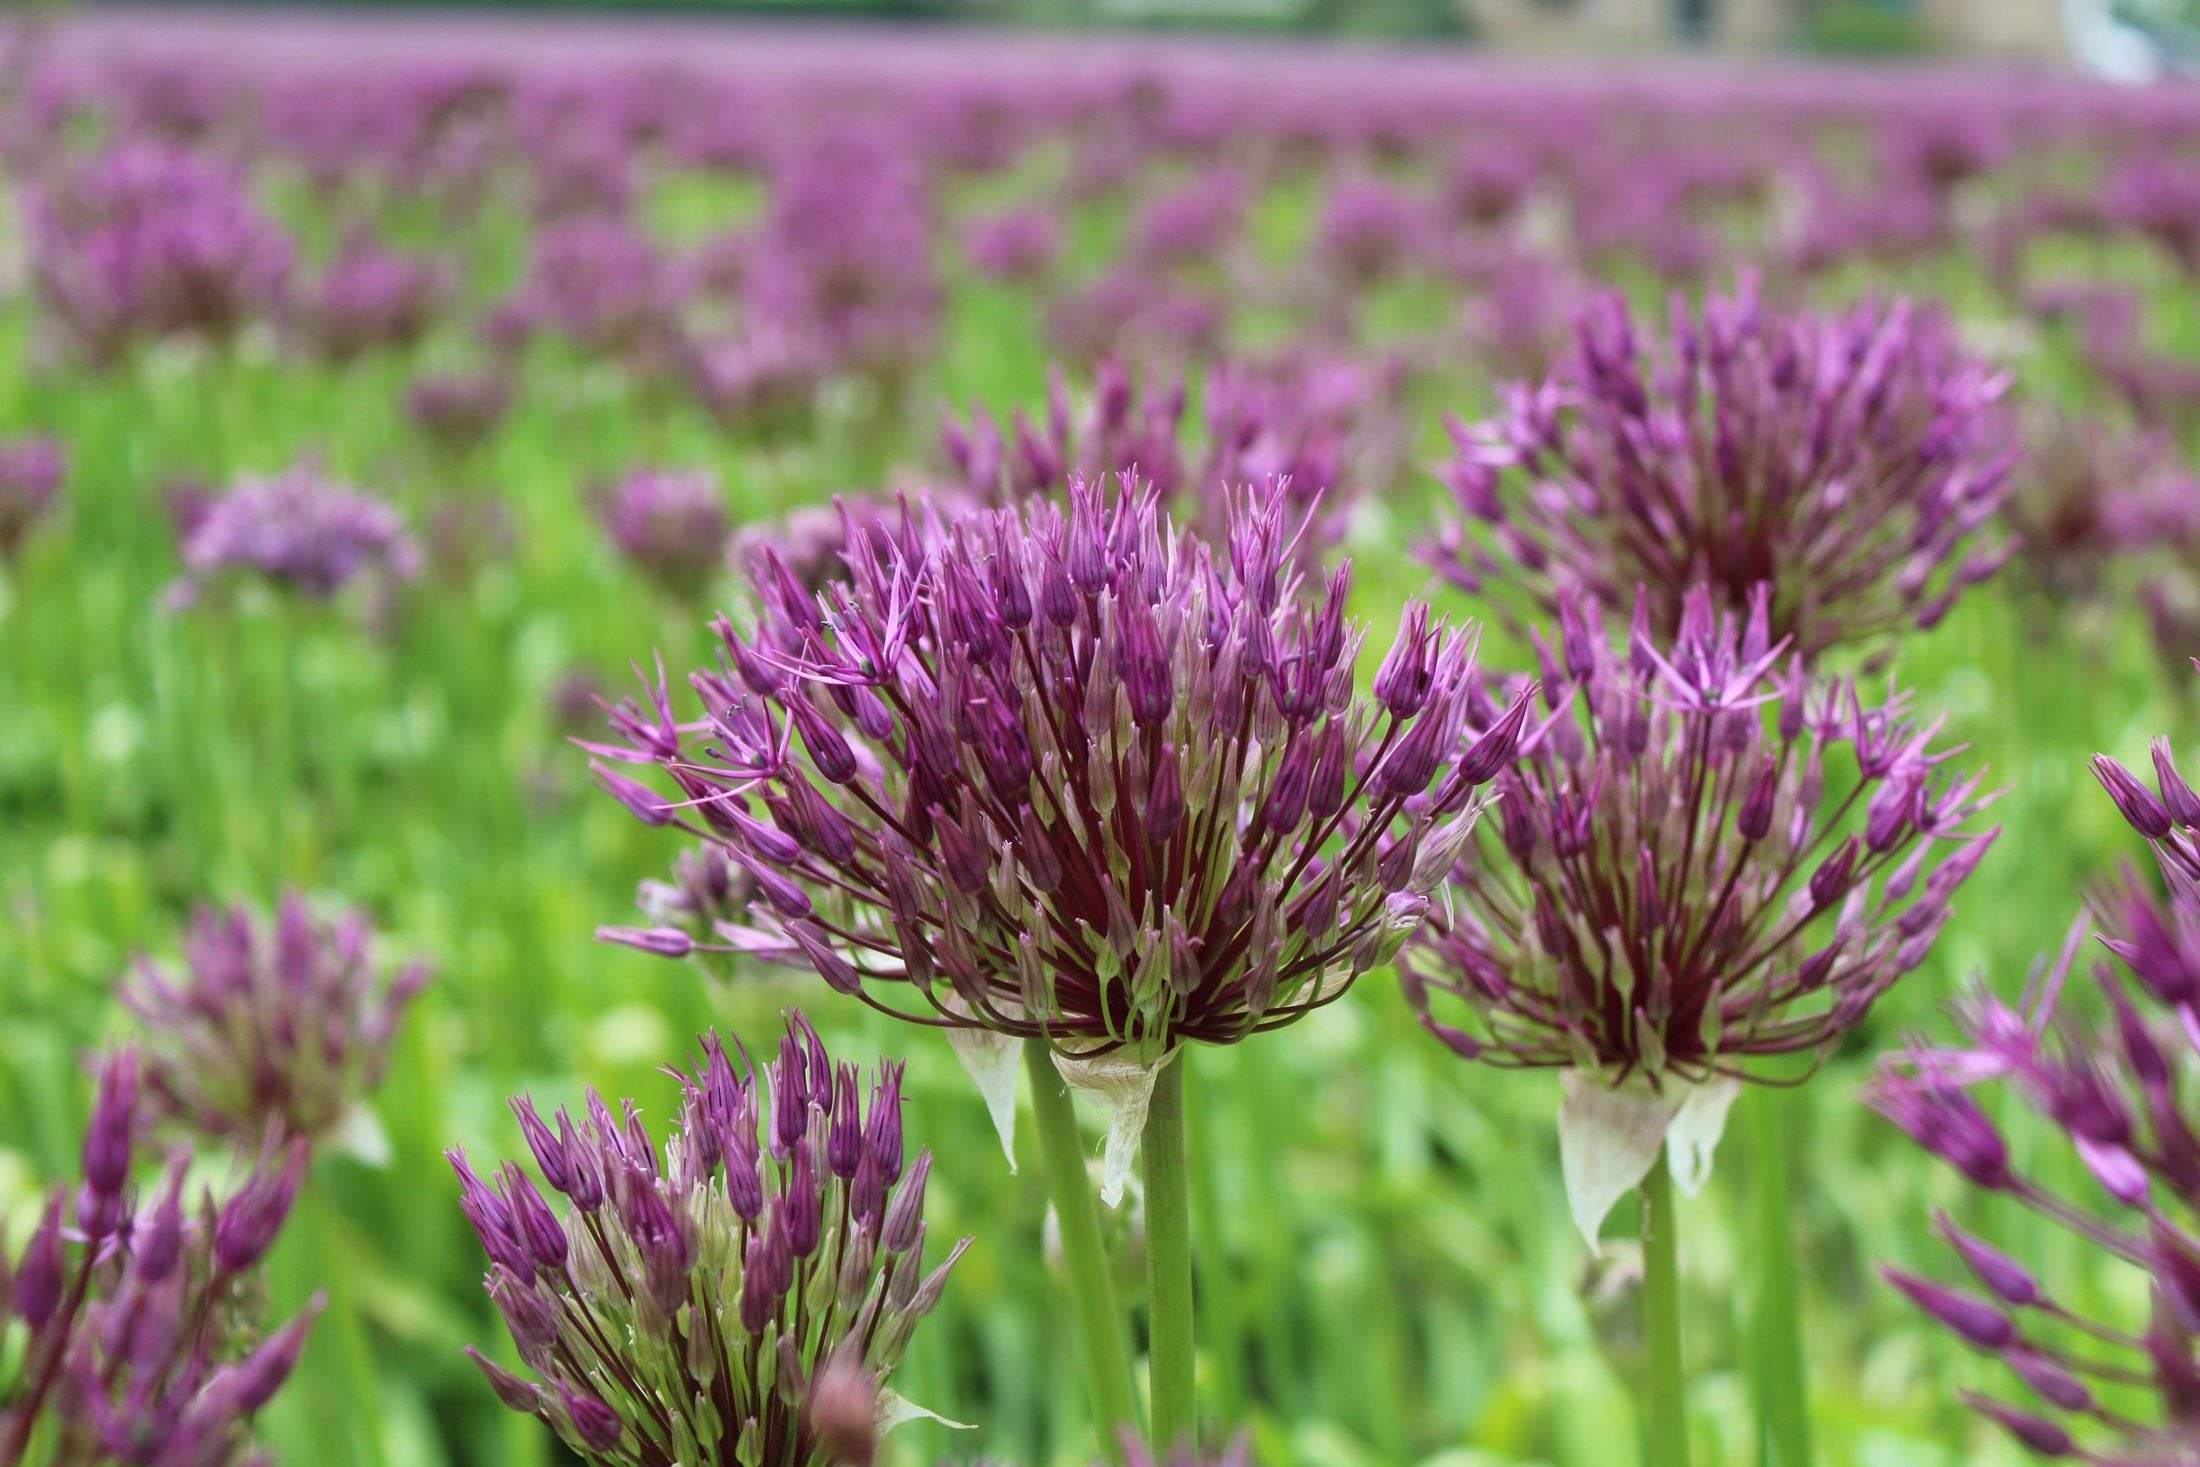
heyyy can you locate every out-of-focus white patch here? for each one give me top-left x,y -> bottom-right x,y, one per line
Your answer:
946,1025 -> 1020,1172
330,1103 -> 392,1167
1055,1048 -> 1164,1208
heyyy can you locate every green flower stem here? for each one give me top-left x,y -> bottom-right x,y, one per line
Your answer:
1184,1059 -> 1244,1429
1750,1087 -> 1812,1467
1640,1146 -> 1691,1467
1023,1038 -> 1141,1462
1144,1048 -> 1196,1455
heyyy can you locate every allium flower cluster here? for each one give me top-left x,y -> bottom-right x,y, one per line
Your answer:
590,478 -> 1517,1060
122,893 -> 429,1146
963,207 -> 1063,283
405,370 -> 513,451
2,1049 -> 318,1464
1408,585 -> 1996,1080
25,141 -> 294,361
290,236 -> 450,362
1403,586 -> 1995,1238
1424,280 -> 2017,660
2011,412 -> 2200,596
1870,715 -> 2200,1462
741,123 -> 940,376
170,463 -> 421,606
596,468 -> 732,600
0,434 -> 65,560
452,1013 -> 967,1466
505,216 -> 688,362
941,354 -> 1400,563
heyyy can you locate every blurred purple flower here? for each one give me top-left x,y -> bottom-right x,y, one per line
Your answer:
290,234 -> 450,362
123,893 -> 429,1146
0,1048 -> 318,1462
25,140 -> 294,360
964,206 -> 1063,283
595,467 -> 730,600
1425,278 -> 2017,660
0,435 -> 65,560
170,462 -> 420,607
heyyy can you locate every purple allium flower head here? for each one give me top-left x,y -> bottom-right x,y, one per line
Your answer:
0,1053 -> 316,1462
1406,584 -> 1997,1085
503,214 -> 688,362
404,371 -> 513,452
170,463 -> 421,607
454,1013 -> 967,1465
590,476 -> 1507,1056
1870,692 -> 2200,1463
290,234 -> 450,362
25,140 -> 293,361
963,206 -> 1063,283
1314,172 -> 1434,285
1129,167 -> 1248,269
595,468 -> 731,601
0,435 -> 65,560
741,121 -> 940,376
943,353 -> 1403,567
684,327 -> 832,437
2012,411 -> 2200,597
1424,277 -> 2018,661
122,893 -> 429,1145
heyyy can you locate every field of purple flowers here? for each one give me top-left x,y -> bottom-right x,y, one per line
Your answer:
5,15 -> 2200,1466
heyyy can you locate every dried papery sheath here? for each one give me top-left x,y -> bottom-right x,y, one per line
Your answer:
1404,584 -> 1995,1241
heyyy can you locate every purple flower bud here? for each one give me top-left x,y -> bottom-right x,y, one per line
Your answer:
463,1346 -> 543,1414
216,1142 -> 306,1274
2151,738 -> 2200,828
233,1300 -> 321,1411
1964,1394 -> 2076,1457
882,1150 -> 930,1255
596,925 -> 694,958
500,1164 -> 569,1274
81,1049 -> 139,1208
1456,689 -> 1532,788
1933,1214 -> 2040,1307
1883,1267 -> 2015,1349
15,1196 -> 64,1328
828,1066 -> 863,1180
2093,754 -> 2173,840
561,1387 -> 625,1453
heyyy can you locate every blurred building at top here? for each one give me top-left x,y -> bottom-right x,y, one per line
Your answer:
1466,0 -> 2068,58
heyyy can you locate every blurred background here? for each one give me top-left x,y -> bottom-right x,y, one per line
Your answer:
6,0 -> 2200,1466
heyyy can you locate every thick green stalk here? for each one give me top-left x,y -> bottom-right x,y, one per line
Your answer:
1023,1039 -> 1141,1461
1144,1049 -> 1196,1455
1749,1088 -> 1812,1467
1640,1147 -> 1691,1467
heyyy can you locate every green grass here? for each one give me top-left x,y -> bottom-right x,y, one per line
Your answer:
0,153 -> 2192,1467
